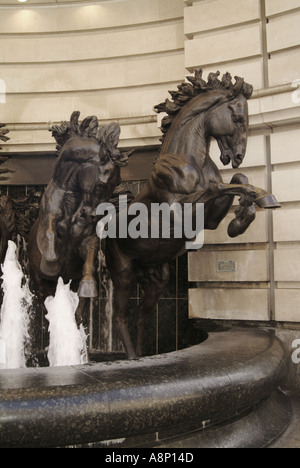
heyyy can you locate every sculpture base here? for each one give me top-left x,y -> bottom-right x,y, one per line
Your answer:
72,390 -> 292,448
0,328 -> 292,448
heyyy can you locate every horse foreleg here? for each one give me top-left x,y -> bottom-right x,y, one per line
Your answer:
205,173 -> 254,232
106,239 -> 137,359
78,236 -> 99,298
187,178 -> 279,209
135,263 -> 170,357
205,175 -> 280,237
207,181 -> 280,209
185,177 -> 279,236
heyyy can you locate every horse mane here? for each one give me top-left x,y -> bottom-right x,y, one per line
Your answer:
154,69 -> 253,144
0,123 -> 12,181
0,192 -> 37,238
50,112 -> 130,167
0,123 -> 9,145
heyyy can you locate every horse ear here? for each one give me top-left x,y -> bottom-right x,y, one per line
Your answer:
79,116 -> 99,137
70,111 -> 80,134
112,149 -> 134,167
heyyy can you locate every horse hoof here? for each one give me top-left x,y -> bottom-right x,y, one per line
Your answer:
255,194 -> 281,209
78,279 -> 98,298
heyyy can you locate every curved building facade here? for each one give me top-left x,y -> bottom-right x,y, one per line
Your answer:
0,0 -> 299,389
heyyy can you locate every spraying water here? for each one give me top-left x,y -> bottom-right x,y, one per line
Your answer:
0,240 -> 33,369
99,243 -> 115,353
45,278 -> 88,367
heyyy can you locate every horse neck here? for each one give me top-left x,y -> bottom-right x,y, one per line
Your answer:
159,111 -> 209,170
52,158 -> 80,192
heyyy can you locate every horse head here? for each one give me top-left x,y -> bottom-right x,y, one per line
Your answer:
205,75 -> 253,169
51,112 -> 131,195
154,69 -> 253,170
37,187 -> 64,277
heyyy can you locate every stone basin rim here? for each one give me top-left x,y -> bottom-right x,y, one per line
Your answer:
0,328 -> 289,448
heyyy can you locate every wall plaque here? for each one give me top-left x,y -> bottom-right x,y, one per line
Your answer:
217,260 -> 236,273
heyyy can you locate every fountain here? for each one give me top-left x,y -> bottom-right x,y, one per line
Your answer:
0,73 -> 293,448
0,241 -> 33,369
0,243 -> 87,369
45,278 -> 88,367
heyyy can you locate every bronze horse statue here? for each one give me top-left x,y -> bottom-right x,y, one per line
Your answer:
28,112 -> 130,313
103,70 -> 280,359
0,123 -> 11,263
0,123 -> 33,263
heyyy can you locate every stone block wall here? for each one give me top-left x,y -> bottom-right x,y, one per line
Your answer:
184,0 -> 300,388
0,0 -> 185,152
184,0 -> 300,318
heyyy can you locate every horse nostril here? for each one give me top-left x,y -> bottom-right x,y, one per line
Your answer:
220,153 -> 231,166
235,154 -> 243,164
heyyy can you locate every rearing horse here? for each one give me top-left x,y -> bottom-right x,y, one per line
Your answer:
28,111 -> 129,308
104,70 -> 280,359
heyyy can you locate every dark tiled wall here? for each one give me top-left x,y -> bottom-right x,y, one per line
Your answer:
2,182 -> 203,359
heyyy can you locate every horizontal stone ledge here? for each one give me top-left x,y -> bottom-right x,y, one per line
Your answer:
5,116 -> 158,132
251,82 -> 297,99
0,145 -> 159,185
0,328 -> 289,448
0,0 -> 184,34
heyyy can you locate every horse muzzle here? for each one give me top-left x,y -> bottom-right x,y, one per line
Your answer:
231,153 -> 244,169
40,232 -> 62,276
220,148 -> 245,169
40,256 -> 61,277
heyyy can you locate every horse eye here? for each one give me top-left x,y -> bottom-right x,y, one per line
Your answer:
232,114 -> 244,124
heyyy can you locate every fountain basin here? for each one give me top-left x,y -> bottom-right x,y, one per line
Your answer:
0,328 -> 291,448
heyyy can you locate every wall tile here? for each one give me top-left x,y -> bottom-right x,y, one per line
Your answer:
272,169 -> 300,202
184,0 -> 260,36
271,128 -> 300,165
266,0 -> 300,17
204,210 -> 268,245
275,289 -> 300,322
188,250 -> 269,282
273,208 -> 300,242
189,288 -> 270,321
185,23 -> 262,69
267,10 -> 300,52
268,48 -> 300,87
274,250 -> 300,282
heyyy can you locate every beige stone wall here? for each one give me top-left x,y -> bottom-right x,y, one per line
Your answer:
185,0 -> 300,326
0,0 -> 300,329
0,0 -> 185,151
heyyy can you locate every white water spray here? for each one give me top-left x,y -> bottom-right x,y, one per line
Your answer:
0,240 -> 33,369
45,278 -> 88,367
